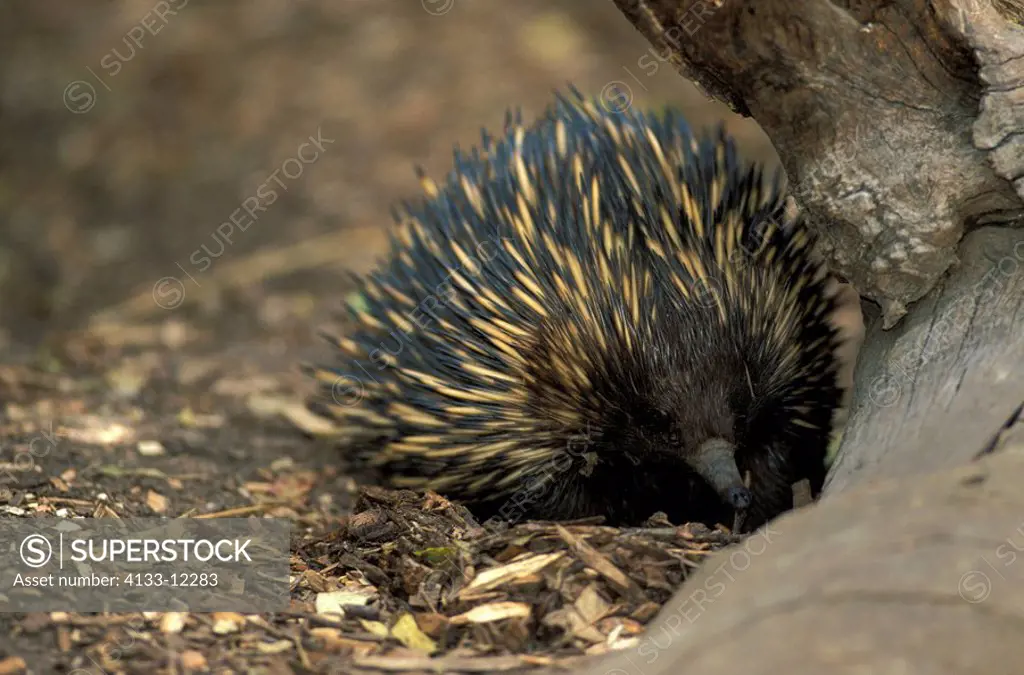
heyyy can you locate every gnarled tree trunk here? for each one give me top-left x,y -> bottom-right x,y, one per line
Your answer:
573,1 -> 1024,672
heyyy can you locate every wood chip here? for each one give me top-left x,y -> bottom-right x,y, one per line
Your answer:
450,601 -> 532,625
630,601 -> 662,623
598,616 -> 646,637
542,606 -> 605,644
574,584 -> 610,624
459,552 -> 564,598
555,525 -> 645,601
49,476 -> 70,492
56,626 -> 71,652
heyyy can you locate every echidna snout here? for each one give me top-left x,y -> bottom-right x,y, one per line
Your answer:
726,486 -> 752,511
689,439 -> 751,511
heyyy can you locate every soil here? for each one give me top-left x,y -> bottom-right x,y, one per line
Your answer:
0,3 -> 863,673
0,322 -> 745,673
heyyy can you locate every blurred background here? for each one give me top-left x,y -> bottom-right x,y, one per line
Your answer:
0,0 -> 859,382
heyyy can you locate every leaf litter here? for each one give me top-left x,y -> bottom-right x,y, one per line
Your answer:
0,317 -> 744,674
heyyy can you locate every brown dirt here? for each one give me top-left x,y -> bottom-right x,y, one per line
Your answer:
0,331 -> 743,673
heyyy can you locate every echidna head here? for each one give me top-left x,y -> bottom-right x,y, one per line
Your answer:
530,315 -> 757,517
600,369 -> 753,514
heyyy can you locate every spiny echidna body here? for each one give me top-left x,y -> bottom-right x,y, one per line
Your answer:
305,89 -> 844,532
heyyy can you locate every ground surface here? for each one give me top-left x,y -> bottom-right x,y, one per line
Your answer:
0,3 -> 862,673
0,319 -> 744,673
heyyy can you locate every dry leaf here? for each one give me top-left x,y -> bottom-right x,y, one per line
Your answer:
145,490 -> 169,513
178,405 -> 225,428
256,640 -> 293,654
358,619 -> 390,639
160,612 -> 187,634
213,374 -> 279,397
301,569 -> 329,593
282,401 -> 338,435
270,457 -> 294,472
64,422 -> 134,446
450,602 -> 532,625
211,612 -> 245,634
243,481 -> 275,495
0,656 -> 26,675
137,440 -> 165,456
390,613 -> 437,654
309,628 -> 377,655
413,612 -> 449,637
316,589 -> 373,617
180,650 -> 206,670
246,394 -> 333,435
268,471 -> 317,501
177,359 -> 220,385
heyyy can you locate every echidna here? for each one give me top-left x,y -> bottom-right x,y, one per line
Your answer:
305,88 -> 844,532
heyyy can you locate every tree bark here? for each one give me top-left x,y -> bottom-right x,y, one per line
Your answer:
571,1 -> 1024,672
827,225 -> 1024,494
614,0 -> 1023,327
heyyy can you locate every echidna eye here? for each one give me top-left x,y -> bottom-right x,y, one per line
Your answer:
668,429 -> 682,445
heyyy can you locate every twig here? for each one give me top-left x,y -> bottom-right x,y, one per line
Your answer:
189,502 -> 290,519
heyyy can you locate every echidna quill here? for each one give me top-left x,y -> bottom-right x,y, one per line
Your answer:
304,88 -> 844,532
